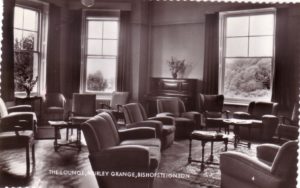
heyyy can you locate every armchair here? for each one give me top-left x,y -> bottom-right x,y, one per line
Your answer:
97,91 -> 129,121
0,97 -> 36,176
122,103 -> 175,149
157,98 -> 200,139
277,103 -> 299,141
69,93 -> 97,124
233,101 -> 279,141
81,112 -> 161,188
220,141 -> 298,188
198,94 -> 229,132
44,93 -> 66,121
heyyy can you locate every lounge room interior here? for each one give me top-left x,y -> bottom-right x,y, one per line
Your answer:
0,0 -> 299,187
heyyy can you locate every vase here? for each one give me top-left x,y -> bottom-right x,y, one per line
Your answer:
25,89 -> 31,98
172,72 -> 177,79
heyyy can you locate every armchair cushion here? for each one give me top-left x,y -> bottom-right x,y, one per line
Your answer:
126,120 -> 163,138
256,144 -> 280,164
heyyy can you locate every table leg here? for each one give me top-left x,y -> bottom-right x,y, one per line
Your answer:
54,127 -> 58,152
188,138 -> 192,163
233,126 -> 240,148
224,139 -> 228,151
248,126 -> 251,149
201,141 -> 205,171
77,128 -> 81,151
209,141 -> 214,162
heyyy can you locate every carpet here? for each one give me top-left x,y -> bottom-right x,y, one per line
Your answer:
158,139 -> 258,188
35,127 -> 61,140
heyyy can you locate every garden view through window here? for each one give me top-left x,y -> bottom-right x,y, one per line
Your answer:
14,5 -> 40,94
219,9 -> 275,103
84,17 -> 119,93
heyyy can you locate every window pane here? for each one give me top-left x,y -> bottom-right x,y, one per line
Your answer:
226,37 -> 248,57
103,21 -> 118,39
226,16 -> 249,37
224,58 -> 272,101
103,40 -> 118,56
249,36 -> 273,57
14,30 -> 23,45
23,31 -> 38,51
250,14 -> 274,36
88,21 -> 103,38
14,7 -> 23,29
23,8 -> 38,31
86,58 -> 116,92
87,39 -> 102,55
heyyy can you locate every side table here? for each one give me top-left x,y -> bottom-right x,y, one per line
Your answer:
48,121 -> 82,152
188,131 -> 228,171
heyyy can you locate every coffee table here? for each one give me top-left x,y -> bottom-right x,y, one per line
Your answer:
188,131 -> 228,171
223,118 -> 262,149
48,121 -> 82,152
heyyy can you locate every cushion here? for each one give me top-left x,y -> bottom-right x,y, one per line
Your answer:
0,131 -> 34,148
120,138 -> 161,148
174,117 -> 195,127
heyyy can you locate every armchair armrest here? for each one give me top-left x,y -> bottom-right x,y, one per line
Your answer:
233,111 -> 251,119
156,112 -> 175,117
220,152 -> 283,188
7,105 -> 32,113
1,112 -> 37,134
126,120 -> 163,138
148,116 -> 175,125
89,145 -> 150,171
256,144 -> 280,163
119,127 -> 156,141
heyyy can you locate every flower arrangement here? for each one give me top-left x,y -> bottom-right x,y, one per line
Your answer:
167,57 -> 187,79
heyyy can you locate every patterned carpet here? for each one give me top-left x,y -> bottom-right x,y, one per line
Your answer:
0,130 -> 261,188
158,137 -> 258,188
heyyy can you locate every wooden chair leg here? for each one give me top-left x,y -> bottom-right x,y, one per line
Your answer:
32,143 -> 35,165
26,144 -> 30,176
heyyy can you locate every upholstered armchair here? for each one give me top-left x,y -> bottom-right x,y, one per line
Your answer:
97,91 -> 129,121
233,101 -> 279,141
277,103 -> 299,141
198,94 -> 229,132
69,93 -> 97,124
44,93 -> 66,121
122,103 -> 175,149
220,141 -> 298,188
81,112 -> 161,188
0,98 -> 37,176
157,98 -> 200,139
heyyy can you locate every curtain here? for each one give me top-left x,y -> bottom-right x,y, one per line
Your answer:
202,13 -> 219,94
117,11 -> 131,92
46,4 -> 61,93
1,0 -> 16,101
272,8 -> 299,110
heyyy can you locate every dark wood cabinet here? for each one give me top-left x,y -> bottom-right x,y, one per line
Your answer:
145,77 -> 198,116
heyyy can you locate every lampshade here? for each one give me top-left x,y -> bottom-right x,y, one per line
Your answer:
81,0 -> 95,7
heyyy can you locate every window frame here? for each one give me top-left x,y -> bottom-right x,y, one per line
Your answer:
218,8 -> 276,105
13,0 -> 49,97
80,10 -> 120,98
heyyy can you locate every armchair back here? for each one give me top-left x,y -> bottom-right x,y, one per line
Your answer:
248,101 -> 278,119
157,98 -> 186,116
123,103 -> 148,124
110,91 -> 129,110
81,113 -> 120,153
45,93 -> 66,109
198,94 -> 224,113
72,93 -> 96,116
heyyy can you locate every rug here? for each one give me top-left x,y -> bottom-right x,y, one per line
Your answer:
158,139 -> 258,188
35,127 -> 61,140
